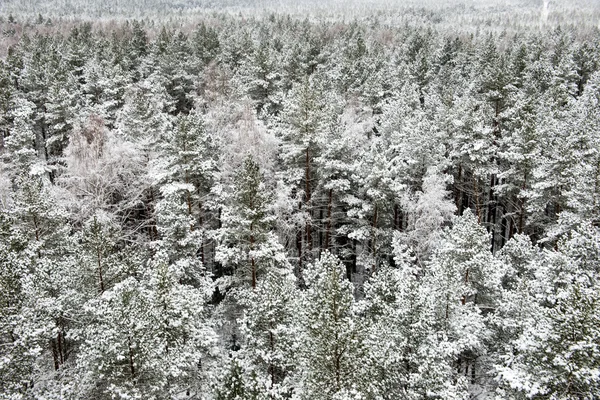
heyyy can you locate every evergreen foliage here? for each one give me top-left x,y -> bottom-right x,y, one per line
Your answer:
0,3 -> 599,398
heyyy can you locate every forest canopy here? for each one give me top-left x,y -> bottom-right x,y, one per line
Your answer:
1,0 -> 600,399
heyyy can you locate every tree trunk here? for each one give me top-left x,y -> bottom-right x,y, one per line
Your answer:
325,189 -> 333,250
487,174 -> 497,252
57,330 -> 64,365
456,164 -> 463,214
0,128 -> 5,152
297,201 -> 303,281
128,335 -> 136,378
251,253 -> 256,288
371,204 -> 378,273
250,210 -> 256,288
51,339 -> 60,371
519,172 -> 527,234
32,214 -> 40,242
305,146 -> 312,256
473,176 -> 481,223
319,207 -> 323,250
148,188 -> 158,240
269,327 -> 275,388
97,248 -> 105,294
187,191 -> 193,231
461,268 -> 469,305
199,202 -> 205,267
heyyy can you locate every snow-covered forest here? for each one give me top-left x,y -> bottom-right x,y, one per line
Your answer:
1,0 -> 600,398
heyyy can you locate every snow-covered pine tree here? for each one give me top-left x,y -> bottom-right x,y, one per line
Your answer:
362,238 -> 469,399
216,155 -> 285,289
425,209 -> 502,391
495,223 -> 600,399
298,252 -> 366,399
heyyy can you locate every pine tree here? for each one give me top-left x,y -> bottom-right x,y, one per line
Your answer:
82,57 -> 130,127
299,252 -> 366,399
3,96 -> 38,176
238,39 -> 282,115
192,22 -> 220,67
158,110 -> 218,230
78,258 -> 216,399
277,75 -> 340,272
425,209 -> 501,390
0,210 -> 35,397
0,60 -> 12,153
152,30 -> 195,115
154,183 -> 206,285
496,223 -> 600,399
215,357 -> 259,400
362,238 -> 469,399
313,102 -> 369,261
238,270 -> 299,397
559,71 -> 600,228
216,155 -> 284,289
7,175 -> 81,396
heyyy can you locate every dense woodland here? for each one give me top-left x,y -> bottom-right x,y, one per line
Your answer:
1,0 -> 600,399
